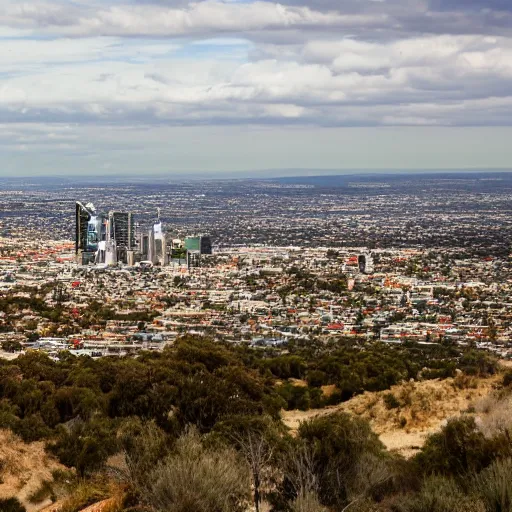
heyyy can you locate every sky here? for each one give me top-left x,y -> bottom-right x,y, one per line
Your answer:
1,0 -> 512,176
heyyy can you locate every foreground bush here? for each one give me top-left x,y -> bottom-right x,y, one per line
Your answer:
142,428 -> 251,512
295,413 -> 390,509
120,418 -> 171,491
396,475 -> 484,512
475,457 -> 512,512
415,417 -> 502,476
59,479 -> 112,512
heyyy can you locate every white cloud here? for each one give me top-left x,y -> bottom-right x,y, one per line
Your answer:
2,32 -> 512,128
1,0 -> 512,174
0,1 -> 384,36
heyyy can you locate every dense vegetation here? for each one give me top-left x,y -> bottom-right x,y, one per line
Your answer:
251,339 -> 497,409
0,337 -> 509,512
0,337 -> 496,446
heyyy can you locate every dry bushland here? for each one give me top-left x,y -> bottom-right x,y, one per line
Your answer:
282,374 -> 500,457
0,430 -> 66,512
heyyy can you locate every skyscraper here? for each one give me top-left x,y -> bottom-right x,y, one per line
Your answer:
185,235 -> 212,255
76,202 -> 107,265
200,236 -> 212,255
76,202 -> 136,265
141,234 -> 150,260
75,201 -> 93,255
147,221 -> 166,266
184,236 -> 201,252
358,253 -> 374,274
108,211 -> 135,264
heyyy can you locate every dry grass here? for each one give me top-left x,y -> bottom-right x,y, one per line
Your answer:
289,379 -> 308,388
144,429 -> 251,512
474,391 -> 512,438
282,374 -> 500,458
58,479 -> 124,512
289,492 -> 327,512
320,385 -> 337,398
0,430 -> 67,512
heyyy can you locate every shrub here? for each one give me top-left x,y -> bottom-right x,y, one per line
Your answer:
0,498 -> 26,512
415,417 -> 498,476
59,478 -> 111,512
49,418 -> 118,477
383,392 -> 400,410
459,351 -> 498,377
396,475 -> 484,512
143,428 -> 251,512
297,413 -> 387,509
306,371 -> 326,388
13,414 -> 52,442
453,372 -> 477,390
119,418 -> 171,490
475,394 -> 512,438
278,383 -> 311,411
1,340 -> 22,353
502,370 -> 512,388
475,458 -> 512,512
0,410 -> 20,432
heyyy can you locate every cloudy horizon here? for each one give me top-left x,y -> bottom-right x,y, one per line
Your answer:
1,0 -> 512,176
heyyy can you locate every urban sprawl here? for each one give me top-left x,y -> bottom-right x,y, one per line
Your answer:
1,173 -> 512,361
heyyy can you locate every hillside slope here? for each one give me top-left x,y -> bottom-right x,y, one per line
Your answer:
0,430 -> 67,512
282,374 -> 500,457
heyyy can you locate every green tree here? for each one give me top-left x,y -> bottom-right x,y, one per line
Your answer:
49,418 -> 118,477
297,413 -> 387,509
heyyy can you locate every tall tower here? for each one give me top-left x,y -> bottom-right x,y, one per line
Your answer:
145,209 -> 166,266
105,239 -> 117,266
76,201 -> 104,264
147,222 -> 166,266
75,201 -> 92,256
148,225 -> 156,264
358,252 -> 374,274
200,235 -> 212,255
108,211 -> 135,264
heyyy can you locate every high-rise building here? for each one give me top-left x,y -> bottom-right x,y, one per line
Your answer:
187,250 -> 201,268
108,211 -> 135,264
147,221 -> 166,266
75,201 -> 93,255
185,235 -> 212,254
76,202 -> 107,264
76,202 -> 136,265
141,234 -> 150,260
200,236 -> 212,255
185,236 -> 201,252
109,212 -> 134,248
105,239 -> 117,266
358,253 -> 374,274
